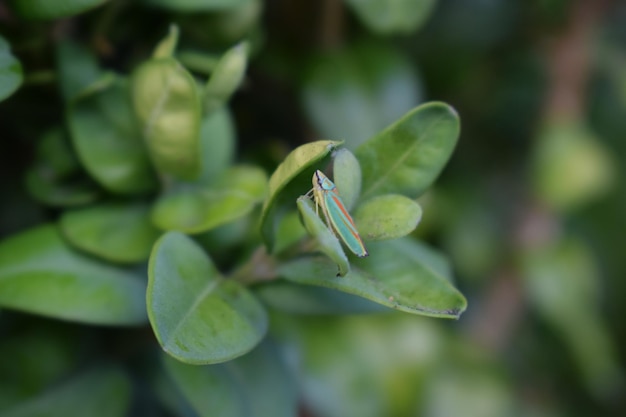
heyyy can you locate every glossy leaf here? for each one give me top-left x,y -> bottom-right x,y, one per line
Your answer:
12,0 -> 107,19
355,102 -> 460,200
297,197 -> 349,277
353,194 -> 422,241
144,0 -> 252,11
332,148 -> 361,211
2,367 -> 130,417
280,238 -> 466,318
303,42 -> 421,149
0,224 -> 147,325
260,140 -> 341,251
0,35 -> 23,101
147,232 -> 268,364
68,76 -> 158,194
204,42 -> 248,114
345,0 -> 437,35
131,57 -> 202,180
56,41 -> 101,102
162,341 -> 297,417
151,165 -> 267,234
60,202 -> 161,264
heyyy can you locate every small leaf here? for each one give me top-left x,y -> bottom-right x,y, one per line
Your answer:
56,40 -> 101,102
297,197 -> 349,277
279,238 -> 466,318
204,42 -> 248,114
153,25 -> 179,59
355,102 -> 460,200
0,35 -> 23,101
344,0 -> 437,35
12,0 -> 108,19
332,148 -> 361,211
60,202 -> 161,264
144,0 -> 252,12
147,232 -> 268,364
25,166 -> 100,207
260,140 -> 341,251
354,194 -> 422,241
0,225 -> 147,325
2,367 -> 131,417
151,165 -> 267,234
197,107 -> 236,183
131,57 -> 202,180
68,76 -> 158,194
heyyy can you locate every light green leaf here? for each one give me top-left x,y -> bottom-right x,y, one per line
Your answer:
0,35 -> 23,101
280,238 -> 466,318
354,194 -> 422,241
147,232 -> 268,364
2,367 -> 130,417
12,0 -> 108,19
0,225 -> 147,325
197,107 -> 236,183
153,25 -> 179,59
332,148 -> 361,211
297,197 -> 349,277
345,0 -> 437,35
131,57 -> 202,180
60,202 -> 161,264
260,140 -> 341,251
204,42 -> 248,114
151,165 -> 267,234
144,0 -> 252,12
68,76 -> 158,194
355,102 -> 460,200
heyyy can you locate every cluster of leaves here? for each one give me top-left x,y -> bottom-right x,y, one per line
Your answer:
0,0 -> 468,415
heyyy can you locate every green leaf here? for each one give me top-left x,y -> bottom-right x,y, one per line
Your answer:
297,196 -> 349,277
0,224 -> 147,325
204,42 -> 248,114
162,341 -> 297,417
0,35 -> 23,101
355,102 -> 460,200
25,166 -> 100,207
303,42 -> 421,149
2,367 -> 130,417
151,165 -> 267,234
144,0 -> 252,12
131,57 -> 202,180
60,202 -> 161,264
197,107 -> 236,183
332,148 -> 361,211
260,140 -> 341,251
280,238 -> 466,318
12,0 -> 107,19
147,232 -> 268,364
354,194 -> 422,241
153,25 -> 179,59
68,76 -> 158,194
56,41 -> 101,102
344,0 -> 437,35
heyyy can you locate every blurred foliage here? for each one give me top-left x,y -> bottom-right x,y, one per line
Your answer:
1,0 -> 626,416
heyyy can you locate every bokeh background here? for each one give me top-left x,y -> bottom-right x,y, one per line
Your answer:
1,0 -> 625,416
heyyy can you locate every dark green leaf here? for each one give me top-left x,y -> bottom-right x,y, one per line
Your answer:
204,42 -> 248,114
355,102 -> 460,200
260,140 -> 341,251
297,197 -> 349,277
332,148 -> 361,211
280,238 -> 466,318
60,202 -> 161,264
344,0 -> 437,35
0,224 -> 147,325
144,0 -> 252,12
68,76 -> 158,194
2,367 -> 130,417
0,35 -> 23,101
12,0 -> 107,19
197,107 -> 236,183
56,40 -> 101,102
25,167 -> 100,207
151,165 -> 267,234
354,194 -> 422,241
147,232 -> 268,364
131,57 -> 202,180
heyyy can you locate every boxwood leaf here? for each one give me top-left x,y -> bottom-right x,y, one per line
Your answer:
147,232 -> 268,364
131,57 -> 202,180
344,0 -> 437,35
153,25 -> 179,59
68,76 -> 158,194
260,140 -> 341,251
353,194 -> 422,241
60,202 -> 161,264
2,367 -> 130,417
0,225 -> 147,325
279,238 -> 466,319
144,0 -> 252,12
197,107 -> 236,183
204,42 -> 248,114
151,165 -> 267,234
12,0 -> 108,20
0,35 -> 23,101
297,197 -> 349,277
355,102 -> 460,200
56,40 -> 101,102
25,166 -> 100,207
332,148 -> 361,211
